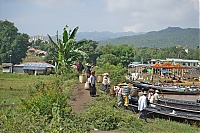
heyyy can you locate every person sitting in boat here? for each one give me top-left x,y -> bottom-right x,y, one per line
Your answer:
154,90 -> 160,103
148,88 -> 154,103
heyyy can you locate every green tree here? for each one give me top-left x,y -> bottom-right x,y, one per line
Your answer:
0,20 -> 30,64
96,54 -> 117,67
47,25 -> 87,74
77,39 -> 98,65
97,44 -> 135,67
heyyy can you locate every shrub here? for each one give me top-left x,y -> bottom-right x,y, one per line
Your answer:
79,94 -> 143,131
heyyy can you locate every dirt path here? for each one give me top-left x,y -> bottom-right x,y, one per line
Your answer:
69,83 -> 122,133
69,83 -> 93,113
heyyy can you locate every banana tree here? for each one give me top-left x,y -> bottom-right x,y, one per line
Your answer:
48,25 -> 88,74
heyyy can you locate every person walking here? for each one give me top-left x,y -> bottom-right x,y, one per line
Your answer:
76,61 -> 83,74
138,91 -> 148,122
114,83 -> 123,106
85,63 -> 92,79
122,83 -> 131,109
89,70 -> 96,97
102,73 -> 110,92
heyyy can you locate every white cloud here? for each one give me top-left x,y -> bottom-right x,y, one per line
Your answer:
105,0 -> 199,31
123,23 -> 144,32
30,0 -> 75,7
105,0 -> 132,12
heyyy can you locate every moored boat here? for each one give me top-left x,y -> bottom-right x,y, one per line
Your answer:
128,103 -> 200,125
158,97 -> 200,107
131,81 -> 200,95
129,96 -> 200,125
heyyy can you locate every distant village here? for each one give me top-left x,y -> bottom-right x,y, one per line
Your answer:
28,35 -> 49,57
1,35 -> 200,81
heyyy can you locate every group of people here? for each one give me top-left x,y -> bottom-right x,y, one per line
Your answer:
83,62 -> 161,122
114,83 -> 132,108
84,63 -> 96,97
84,63 -> 111,97
138,88 -> 160,122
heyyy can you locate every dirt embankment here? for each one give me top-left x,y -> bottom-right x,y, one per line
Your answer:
69,83 -> 122,133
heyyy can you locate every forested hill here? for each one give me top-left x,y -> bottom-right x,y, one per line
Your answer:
98,27 -> 200,49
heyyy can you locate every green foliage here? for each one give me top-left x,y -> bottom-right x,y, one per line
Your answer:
23,53 -> 44,62
20,81 -> 70,116
0,71 -> 58,104
0,20 -> 30,64
79,95 -> 123,130
133,46 -> 200,63
93,63 -> 127,85
99,27 -> 200,49
1,71 -> 200,132
47,25 -> 88,74
96,54 -> 117,67
0,76 -> 89,133
77,39 -> 98,64
97,44 -> 135,67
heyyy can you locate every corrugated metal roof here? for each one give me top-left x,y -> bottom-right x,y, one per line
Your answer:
23,66 -> 46,70
22,62 -> 55,70
2,63 -> 13,67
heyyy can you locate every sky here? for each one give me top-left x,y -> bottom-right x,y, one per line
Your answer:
0,0 -> 199,36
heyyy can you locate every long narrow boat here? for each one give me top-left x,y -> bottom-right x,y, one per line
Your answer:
154,103 -> 200,113
128,103 -> 200,125
130,97 -> 200,112
158,98 -> 200,107
131,81 -> 200,95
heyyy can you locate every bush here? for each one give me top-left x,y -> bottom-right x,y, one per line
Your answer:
79,94 -> 143,131
93,63 -> 127,85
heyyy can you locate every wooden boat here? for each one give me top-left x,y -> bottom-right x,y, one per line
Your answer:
131,81 -> 200,95
128,103 -> 200,125
130,97 -> 200,111
129,96 -> 200,125
154,103 -> 200,113
158,98 -> 200,107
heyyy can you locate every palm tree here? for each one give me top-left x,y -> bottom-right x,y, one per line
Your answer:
48,25 -> 87,74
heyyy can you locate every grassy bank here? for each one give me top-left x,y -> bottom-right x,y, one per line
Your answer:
79,92 -> 200,133
0,70 -> 199,132
0,71 -> 58,104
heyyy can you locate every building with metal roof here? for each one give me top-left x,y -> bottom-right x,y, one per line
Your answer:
13,62 -> 55,75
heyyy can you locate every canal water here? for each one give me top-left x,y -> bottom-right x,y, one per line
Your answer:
162,94 -> 200,102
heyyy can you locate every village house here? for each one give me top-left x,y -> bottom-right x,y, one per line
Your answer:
12,62 -> 55,75
2,63 -> 13,73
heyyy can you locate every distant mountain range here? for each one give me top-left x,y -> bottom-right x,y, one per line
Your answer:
34,27 -> 199,49
76,31 -> 144,41
98,27 -> 200,49
39,31 -> 144,42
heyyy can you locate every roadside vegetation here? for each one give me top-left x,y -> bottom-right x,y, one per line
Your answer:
1,68 -> 200,132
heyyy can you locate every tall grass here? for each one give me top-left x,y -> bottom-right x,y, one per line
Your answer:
0,71 -> 58,104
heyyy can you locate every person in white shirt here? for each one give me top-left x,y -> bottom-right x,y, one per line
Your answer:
138,91 -> 148,122
102,73 -> 110,91
154,90 -> 160,103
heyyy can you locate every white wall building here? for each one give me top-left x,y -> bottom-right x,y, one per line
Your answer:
150,58 -> 200,67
